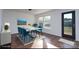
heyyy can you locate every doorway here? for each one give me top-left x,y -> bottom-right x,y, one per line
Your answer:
62,11 -> 75,41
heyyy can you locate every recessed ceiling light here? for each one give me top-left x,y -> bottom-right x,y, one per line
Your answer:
28,9 -> 32,11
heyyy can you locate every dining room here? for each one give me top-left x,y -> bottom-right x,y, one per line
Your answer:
10,9 -> 60,48
1,9 -> 79,49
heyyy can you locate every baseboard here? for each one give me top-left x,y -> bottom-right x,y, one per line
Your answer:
0,43 -> 11,49
11,33 -> 18,35
1,43 -> 11,46
42,32 -> 61,38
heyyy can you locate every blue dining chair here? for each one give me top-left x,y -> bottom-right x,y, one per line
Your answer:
36,26 -> 42,33
36,25 -> 43,37
18,27 -> 26,42
18,27 -> 22,38
32,23 -> 38,27
22,28 -> 33,43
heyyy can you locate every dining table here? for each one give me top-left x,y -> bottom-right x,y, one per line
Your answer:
18,25 -> 42,37
25,26 -> 41,31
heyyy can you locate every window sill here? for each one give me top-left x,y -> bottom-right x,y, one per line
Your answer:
43,27 -> 51,30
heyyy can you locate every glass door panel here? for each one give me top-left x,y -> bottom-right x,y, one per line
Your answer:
64,13 -> 72,36
62,11 -> 75,40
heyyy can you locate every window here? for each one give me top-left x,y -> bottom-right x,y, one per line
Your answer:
38,16 -> 51,29
38,17 -> 43,27
38,17 -> 43,23
43,16 -> 51,29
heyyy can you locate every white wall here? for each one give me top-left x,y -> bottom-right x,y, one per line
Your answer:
0,10 -> 2,32
35,9 -> 79,41
35,10 -> 61,36
2,10 -> 35,34
75,10 -> 79,41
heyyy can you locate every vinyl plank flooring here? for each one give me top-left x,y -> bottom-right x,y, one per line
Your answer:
11,33 -> 77,49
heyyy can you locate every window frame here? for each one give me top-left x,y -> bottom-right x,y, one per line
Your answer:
38,16 -> 51,29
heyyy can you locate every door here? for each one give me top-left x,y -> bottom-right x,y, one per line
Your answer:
62,11 -> 75,40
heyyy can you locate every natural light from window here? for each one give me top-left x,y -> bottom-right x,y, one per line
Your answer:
38,16 -> 51,29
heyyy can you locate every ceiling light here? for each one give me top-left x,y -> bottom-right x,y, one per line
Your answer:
28,9 -> 32,11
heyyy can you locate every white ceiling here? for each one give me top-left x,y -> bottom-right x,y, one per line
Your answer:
5,9 -> 52,15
